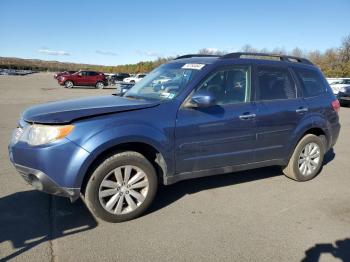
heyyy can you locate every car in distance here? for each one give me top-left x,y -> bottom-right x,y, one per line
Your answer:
9,53 -> 340,222
329,79 -> 350,106
54,71 -> 76,79
123,73 -> 147,83
115,81 -> 135,96
110,73 -> 130,84
57,70 -> 108,89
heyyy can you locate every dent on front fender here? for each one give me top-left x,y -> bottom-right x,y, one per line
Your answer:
72,124 -> 174,189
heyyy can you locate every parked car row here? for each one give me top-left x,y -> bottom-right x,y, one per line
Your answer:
0,69 -> 36,76
54,70 -> 148,90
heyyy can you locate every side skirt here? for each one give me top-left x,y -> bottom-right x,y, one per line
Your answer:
163,159 -> 286,185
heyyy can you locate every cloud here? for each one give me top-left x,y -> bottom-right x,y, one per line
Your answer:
136,50 -> 162,57
38,48 -> 70,56
96,50 -> 118,56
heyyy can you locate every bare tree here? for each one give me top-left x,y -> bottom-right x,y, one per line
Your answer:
340,35 -> 350,63
290,47 -> 304,57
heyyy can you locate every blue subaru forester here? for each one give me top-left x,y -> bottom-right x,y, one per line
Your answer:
9,53 -> 340,222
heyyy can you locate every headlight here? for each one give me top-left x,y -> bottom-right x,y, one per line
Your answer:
19,124 -> 74,146
339,87 -> 346,93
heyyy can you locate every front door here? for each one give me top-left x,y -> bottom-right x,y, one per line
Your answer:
175,65 -> 257,173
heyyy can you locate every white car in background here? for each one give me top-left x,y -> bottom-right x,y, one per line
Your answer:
123,73 -> 147,83
330,79 -> 350,94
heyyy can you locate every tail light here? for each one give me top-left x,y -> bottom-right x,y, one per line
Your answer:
332,99 -> 340,113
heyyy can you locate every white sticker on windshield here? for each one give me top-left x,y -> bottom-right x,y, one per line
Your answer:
181,63 -> 205,70
160,92 -> 171,98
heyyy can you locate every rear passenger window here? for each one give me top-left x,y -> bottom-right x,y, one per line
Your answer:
257,66 -> 296,101
293,68 -> 325,97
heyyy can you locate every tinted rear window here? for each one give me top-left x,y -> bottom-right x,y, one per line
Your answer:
88,71 -> 98,76
256,66 -> 296,101
293,67 -> 325,97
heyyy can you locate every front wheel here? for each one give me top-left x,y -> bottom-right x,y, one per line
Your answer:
64,80 -> 74,88
84,151 -> 158,222
283,134 -> 325,181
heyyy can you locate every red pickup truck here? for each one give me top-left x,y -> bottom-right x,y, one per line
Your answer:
57,70 -> 108,89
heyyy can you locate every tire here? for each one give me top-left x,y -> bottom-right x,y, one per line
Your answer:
64,80 -> 74,88
84,151 -> 158,222
283,134 -> 325,181
95,81 -> 104,89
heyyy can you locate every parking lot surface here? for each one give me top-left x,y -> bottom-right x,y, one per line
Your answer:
1,73 -> 350,262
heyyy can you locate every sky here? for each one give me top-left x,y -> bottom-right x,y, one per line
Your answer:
1,0 -> 349,66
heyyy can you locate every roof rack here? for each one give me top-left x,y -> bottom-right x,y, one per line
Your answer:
221,52 -> 313,65
174,54 -> 220,60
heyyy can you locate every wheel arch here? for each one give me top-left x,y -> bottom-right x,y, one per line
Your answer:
80,141 -> 168,195
287,125 -> 329,162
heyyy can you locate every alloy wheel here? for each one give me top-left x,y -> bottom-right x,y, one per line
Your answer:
298,142 -> 321,176
98,165 -> 149,215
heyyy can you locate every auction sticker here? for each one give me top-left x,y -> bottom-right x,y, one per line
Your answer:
182,64 -> 205,70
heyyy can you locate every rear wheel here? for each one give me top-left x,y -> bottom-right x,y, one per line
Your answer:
84,151 -> 158,222
64,80 -> 74,88
283,134 -> 325,181
95,81 -> 104,89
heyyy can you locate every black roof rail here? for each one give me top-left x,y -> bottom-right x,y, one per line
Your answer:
221,52 -> 313,65
174,54 -> 220,60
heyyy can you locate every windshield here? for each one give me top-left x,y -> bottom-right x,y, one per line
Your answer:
124,63 -> 201,101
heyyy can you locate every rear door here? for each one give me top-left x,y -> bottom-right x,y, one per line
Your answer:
175,65 -> 257,173
87,71 -> 99,85
76,71 -> 88,85
254,65 -> 308,162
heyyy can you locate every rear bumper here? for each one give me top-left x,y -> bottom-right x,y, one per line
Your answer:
13,163 -> 80,201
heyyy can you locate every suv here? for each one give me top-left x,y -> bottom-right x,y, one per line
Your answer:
9,53 -> 340,222
57,70 -> 108,89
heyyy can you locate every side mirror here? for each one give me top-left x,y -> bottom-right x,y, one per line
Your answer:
190,90 -> 216,108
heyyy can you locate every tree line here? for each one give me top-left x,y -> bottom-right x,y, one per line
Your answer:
1,35 -> 349,77
199,35 -> 350,77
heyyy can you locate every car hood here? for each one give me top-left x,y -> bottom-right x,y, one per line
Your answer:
22,95 -> 159,124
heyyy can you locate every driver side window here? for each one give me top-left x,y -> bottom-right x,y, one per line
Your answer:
197,66 -> 251,105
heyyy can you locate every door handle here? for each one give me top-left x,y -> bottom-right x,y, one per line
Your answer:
239,113 -> 256,120
296,107 -> 308,113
